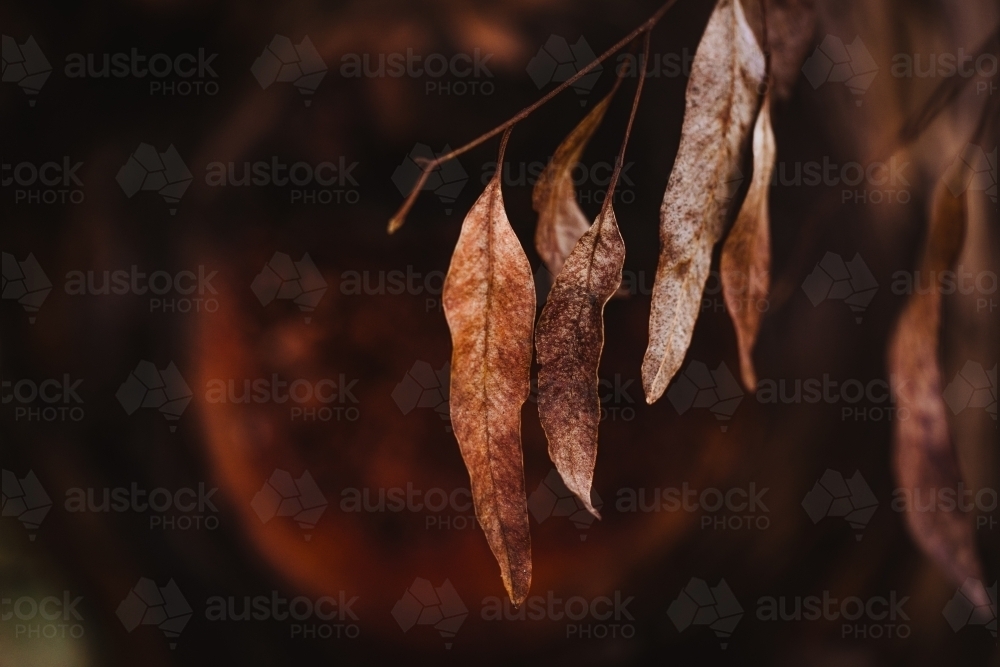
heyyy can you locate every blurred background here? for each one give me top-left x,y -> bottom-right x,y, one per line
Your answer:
1,0 -> 997,665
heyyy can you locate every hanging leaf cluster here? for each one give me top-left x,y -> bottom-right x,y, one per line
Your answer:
388,0 -> 995,605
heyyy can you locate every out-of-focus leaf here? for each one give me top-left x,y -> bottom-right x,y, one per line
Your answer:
721,94 -> 775,390
535,205 -> 625,518
642,0 -> 766,403
887,179 -> 988,603
442,133 -> 534,606
534,86 -> 619,279
762,0 -> 817,100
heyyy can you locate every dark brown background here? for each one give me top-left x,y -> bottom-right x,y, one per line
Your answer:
2,0 -> 997,665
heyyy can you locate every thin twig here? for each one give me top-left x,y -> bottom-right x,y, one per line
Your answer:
601,30 -> 652,217
894,24 -> 999,148
388,0 -> 682,233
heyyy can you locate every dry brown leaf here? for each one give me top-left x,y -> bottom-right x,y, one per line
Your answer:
442,132 -> 534,606
535,206 -> 625,518
533,87 -> 618,279
887,180 -> 988,602
720,94 -> 775,390
642,0 -> 766,403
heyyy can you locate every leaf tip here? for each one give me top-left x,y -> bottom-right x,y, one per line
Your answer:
506,568 -> 532,608
739,365 -> 758,393
641,372 -> 665,405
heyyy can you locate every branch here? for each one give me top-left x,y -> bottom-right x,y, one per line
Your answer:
388,0 -> 682,233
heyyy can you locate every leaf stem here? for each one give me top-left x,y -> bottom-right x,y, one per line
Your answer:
496,126 -> 512,169
601,30 -> 651,218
